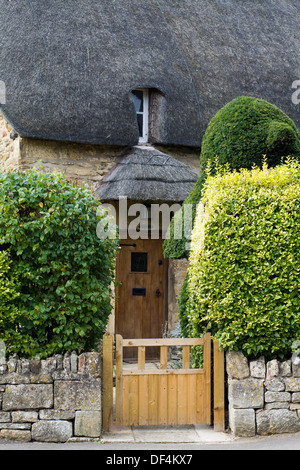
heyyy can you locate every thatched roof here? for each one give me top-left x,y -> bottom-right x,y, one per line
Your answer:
96,146 -> 198,202
0,0 -> 299,147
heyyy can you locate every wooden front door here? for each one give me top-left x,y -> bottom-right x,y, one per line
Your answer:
115,238 -> 167,359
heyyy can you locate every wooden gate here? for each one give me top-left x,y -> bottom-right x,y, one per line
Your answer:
102,333 -> 225,432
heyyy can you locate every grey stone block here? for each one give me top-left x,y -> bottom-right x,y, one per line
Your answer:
264,378 -> 285,392
265,391 -> 291,403
0,412 -> 10,423
226,351 -> 249,379
74,411 -> 101,438
285,378 -> 300,392
39,409 -> 75,420
265,402 -> 290,410
0,423 -> 31,430
12,411 -> 38,423
0,429 -> 31,442
257,409 -> 300,435
54,379 -> 101,411
250,357 -> 265,378
229,408 -> 256,437
279,360 -> 292,377
266,360 -> 279,380
292,392 -> 300,403
229,378 -> 264,409
31,420 -> 73,442
2,384 -> 53,410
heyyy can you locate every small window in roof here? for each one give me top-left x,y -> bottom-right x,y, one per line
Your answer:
132,88 -> 149,143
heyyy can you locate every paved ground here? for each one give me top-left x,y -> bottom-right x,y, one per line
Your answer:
1,426 -> 300,451
101,424 -> 234,445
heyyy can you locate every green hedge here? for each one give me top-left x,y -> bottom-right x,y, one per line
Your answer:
0,170 -> 119,358
163,96 -> 300,260
184,159 -> 300,360
0,250 -> 23,349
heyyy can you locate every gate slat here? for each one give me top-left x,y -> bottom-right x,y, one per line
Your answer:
138,374 -> 149,425
167,374 -> 178,425
148,374 -> 159,425
158,374 -> 168,425
196,374 -> 204,423
122,376 -> 130,425
187,374 -> 197,424
129,375 -> 139,425
178,374 -> 188,424
138,346 -> 146,370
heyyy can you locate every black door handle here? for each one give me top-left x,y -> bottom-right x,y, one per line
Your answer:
156,288 -> 161,297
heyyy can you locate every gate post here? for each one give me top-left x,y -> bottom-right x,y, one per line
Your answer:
115,334 -> 123,426
102,332 -> 114,432
213,340 -> 225,431
203,333 -> 212,425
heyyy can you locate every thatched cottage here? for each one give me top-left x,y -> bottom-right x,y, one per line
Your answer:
0,0 -> 299,349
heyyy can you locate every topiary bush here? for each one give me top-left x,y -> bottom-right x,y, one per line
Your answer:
163,96 -> 300,260
184,159 -> 300,360
200,96 -> 300,171
0,169 -> 119,359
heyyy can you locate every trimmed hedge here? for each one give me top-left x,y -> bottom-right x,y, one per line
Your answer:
0,170 -> 119,359
163,96 -> 300,260
184,159 -> 300,360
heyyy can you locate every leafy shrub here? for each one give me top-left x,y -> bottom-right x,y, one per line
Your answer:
163,96 -> 300,260
184,159 -> 300,360
0,250 -> 25,350
0,170 -> 119,358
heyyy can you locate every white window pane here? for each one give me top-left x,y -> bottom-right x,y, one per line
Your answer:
132,90 -> 144,113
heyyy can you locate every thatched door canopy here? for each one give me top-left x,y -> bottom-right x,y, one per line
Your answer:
96,147 -> 198,203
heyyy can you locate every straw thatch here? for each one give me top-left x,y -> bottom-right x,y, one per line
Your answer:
0,0 -> 299,147
96,146 -> 198,202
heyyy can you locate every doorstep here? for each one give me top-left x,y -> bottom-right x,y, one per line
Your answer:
101,424 -> 234,444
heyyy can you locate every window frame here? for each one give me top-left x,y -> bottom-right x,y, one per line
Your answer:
132,88 -> 149,143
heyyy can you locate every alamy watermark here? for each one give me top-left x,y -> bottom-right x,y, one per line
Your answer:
292,341 -> 300,366
0,81 -> 6,105
292,80 -> 300,105
0,341 -> 5,363
96,196 -> 193,249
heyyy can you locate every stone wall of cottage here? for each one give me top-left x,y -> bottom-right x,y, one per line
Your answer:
18,137 -> 127,191
0,352 -> 102,442
0,114 -> 19,171
18,138 -> 200,192
227,351 -> 300,437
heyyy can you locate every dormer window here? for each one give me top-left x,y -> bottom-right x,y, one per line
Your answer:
132,88 -> 149,143
131,88 -> 166,144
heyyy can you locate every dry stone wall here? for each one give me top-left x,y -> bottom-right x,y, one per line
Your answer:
0,352 -> 102,442
227,351 -> 300,437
